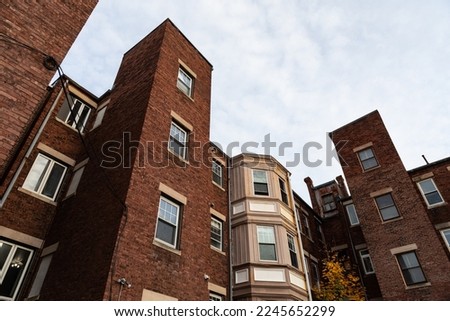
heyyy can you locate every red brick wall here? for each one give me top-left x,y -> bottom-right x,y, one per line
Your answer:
1,1 -> 97,178
331,110 -> 450,300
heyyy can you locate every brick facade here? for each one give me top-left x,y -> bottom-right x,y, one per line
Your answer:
330,110 -> 450,300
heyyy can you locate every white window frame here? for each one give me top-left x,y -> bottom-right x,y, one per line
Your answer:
209,292 -> 223,301
23,153 -> 67,201
257,226 -> 277,261
65,165 -> 86,197
155,197 -> 181,249
169,122 -> 188,160
0,240 -> 34,301
92,106 -> 107,130
210,217 -> 223,251
212,160 -> 223,187
441,229 -> 450,251
345,204 -> 360,226
417,178 -> 445,207
252,170 -> 269,196
57,96 -> 91,133
359,249 -> 375,275
177,68 -> 193,97
358,147 -> 379,171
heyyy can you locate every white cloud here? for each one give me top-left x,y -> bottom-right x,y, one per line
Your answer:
60,0 -> 450,202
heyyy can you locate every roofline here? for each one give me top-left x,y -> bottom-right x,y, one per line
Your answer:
407,156 -> 450,173
124,18 -> 213,68
231,153 -> 291,175
310,179 -> 336,190
330,109 -> 380,137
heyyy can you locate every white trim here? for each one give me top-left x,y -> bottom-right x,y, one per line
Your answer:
252,169 -> 269,196
440,229 -> 450,251
359,249 -> 375,274
417,178 -> 445,207
41,243 -> 59,257
154,197 -> 181,249
210,217 -> 223,251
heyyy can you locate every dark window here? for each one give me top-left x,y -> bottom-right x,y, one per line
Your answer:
396,251 -> 426,286
345,204 -> 360,226
287,234 -> 299,268
359,249 -> 375,274
358,148 -> 378,170
302,214 -> 311,238
253,170 -> 269,196
375,193 -> 400,221
279,178 -> 288,204
210,218 -> 222,251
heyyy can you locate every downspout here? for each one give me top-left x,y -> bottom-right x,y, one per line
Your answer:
227,156 -> 233,301
0,83 -> 65,208
288,174 -> 312,301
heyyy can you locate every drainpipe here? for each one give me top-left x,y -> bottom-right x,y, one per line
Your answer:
227,155 -> 233,301
288,175 -> 312,301
0,84 -> 65,208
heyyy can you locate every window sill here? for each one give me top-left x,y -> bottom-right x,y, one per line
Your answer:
153,239 -> 181,256
427,202 -> 447,209
382,216 -> 403,224
18,187 -> 57,206
210,245 -> 226,256
405,282 -> 431,290
55,117 -> 86,134
212,181 -> 226,192
362,165 -> 381,173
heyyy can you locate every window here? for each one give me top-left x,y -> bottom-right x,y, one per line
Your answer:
212,160 -> 223,187
155,197 -> 181,248
279,178 -> 288,204
23,154 -> 67,201
56,95 -> 91,133
92,106 -> 107,130
302,214 -> 311,238
316,222 -> 325,243
396,251 -> 426,286
28,254 -> 53,298
359,249 -> 375,274
0,240 -> 33,300
65,165 -> 85,197
375,193 -> 400,221
177,68 -> 193,97
210,218 -> 223,251
417,179 -> 444,206
253,170 -> 269,196
345,204 -> 360,226
322,194 -> 336,212
257,226 -> 277,261
287,234 -> 299,268
169,122 -> 188,159
209,292 -> 223,301
441,229 -> 450,251
311,261 -> 320,288
358,148 -> 378,170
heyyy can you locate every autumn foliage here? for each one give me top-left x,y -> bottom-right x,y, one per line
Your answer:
313,254 -> 365,301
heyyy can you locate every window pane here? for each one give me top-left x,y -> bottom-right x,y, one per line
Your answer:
346,204 -> 359,225
76,105 -> 90,131
211,219 -> 222,250
253,171 -> 267,183
23,155 -> 50,192
443,230 -> 450,246
259,244 -> 276,261
398,252 -> 419,269
403,267 -> 426,285
362,157 -> 378,169
425,191 -> 443,205
0,247 -> 32,299
418,180 -> 436,194
67,100 -> 82,126
254,183 -> 268,195
375,194 -> 394,209
0,242 -> 13,272
158,199 -> 178,225
156,219 -> 176,245
359,148 -> 374,161
380,206 -> 399,220
41,162 -> 66,199
257,226 -> 275,243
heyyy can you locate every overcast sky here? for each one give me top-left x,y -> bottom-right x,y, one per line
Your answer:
60,0 -> 450,202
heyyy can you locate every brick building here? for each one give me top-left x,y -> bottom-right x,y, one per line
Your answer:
1,6 -> 448,301
0,1 -> 97,300
329,110 -> 450,300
